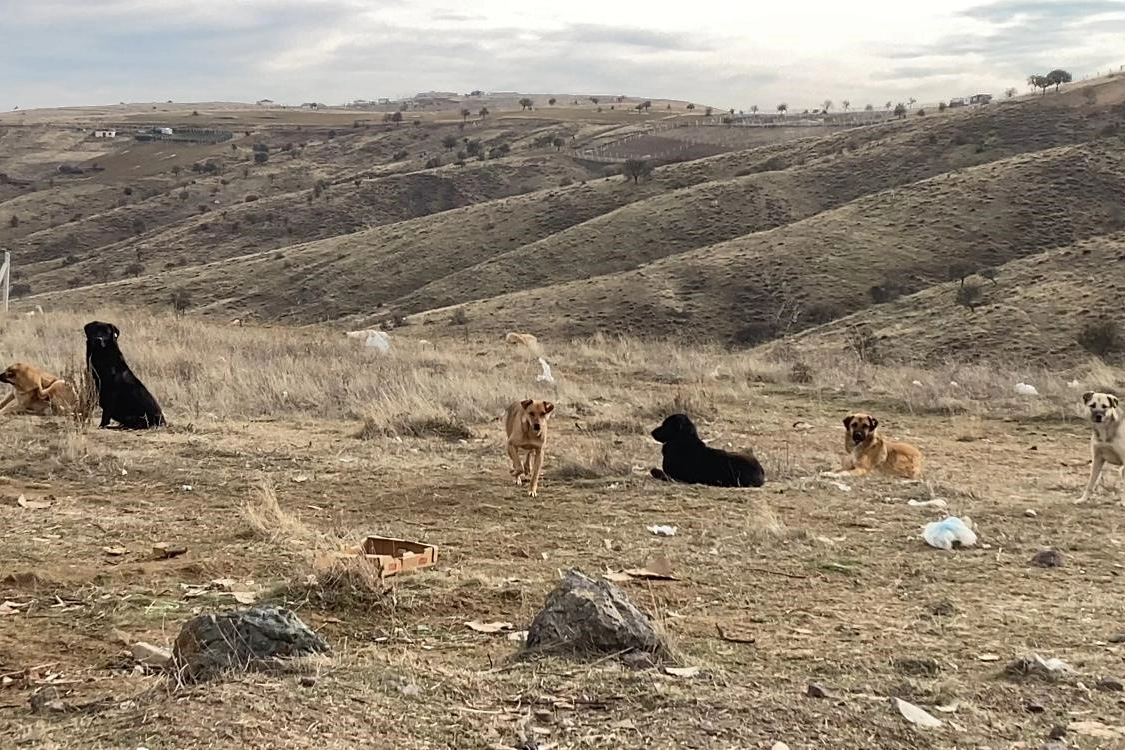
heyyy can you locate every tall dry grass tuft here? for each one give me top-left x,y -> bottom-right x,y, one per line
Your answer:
241,477 -> 317,545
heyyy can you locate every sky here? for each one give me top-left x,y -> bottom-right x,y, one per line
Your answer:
2,0 -> 1124,112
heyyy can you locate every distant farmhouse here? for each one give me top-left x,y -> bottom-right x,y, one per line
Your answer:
949,93 -> 992,108
256,98 -> 275,106
91,129 -> 116,139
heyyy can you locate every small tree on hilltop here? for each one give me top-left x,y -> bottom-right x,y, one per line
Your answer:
551,136 -> 565,151
390,111 -> 403,125
842,100 -> 850,111
777,103 -> 788,113
908,97 -> 917,109
548,97 -> 557,106
622,159 -> 653,184
478,107 -> 489,118
823,99 -> 832,112
253,150 -> 268,164
1005,87 -> 1017,98
938,101 -> 948,112
589,97 -> 599,105
460,108 -> 471,121
893,102 -> 907,118
864,103 -> 874,111
750,104 -> 758,114
1028,74 -> 1050,95
519,98 -> 533,110
686,103 -> 695,110
1047,69 -> 1073,91
441,134 -> 458,151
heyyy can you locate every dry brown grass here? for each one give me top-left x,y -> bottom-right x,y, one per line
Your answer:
1,313 -> 1124,748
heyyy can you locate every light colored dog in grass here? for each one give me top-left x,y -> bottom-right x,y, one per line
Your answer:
505,398 -> 555,497
1076,391 -> 1125,504
822,412 -> 923,479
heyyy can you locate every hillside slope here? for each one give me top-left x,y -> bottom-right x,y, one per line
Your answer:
406,140 -> 1125,344
765,230 -> 1125,365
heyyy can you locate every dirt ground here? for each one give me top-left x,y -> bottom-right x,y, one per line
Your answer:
2,354 -> 1125,749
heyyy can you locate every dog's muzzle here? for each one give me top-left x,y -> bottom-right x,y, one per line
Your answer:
851,431 -> 866,443
1093,413 -> 1105,423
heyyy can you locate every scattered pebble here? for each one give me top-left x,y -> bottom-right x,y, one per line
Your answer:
1025,509 -> 1038,518
1032,549 -> 1064,568
806,682 -> 830,698
1096,677 -> 1124,692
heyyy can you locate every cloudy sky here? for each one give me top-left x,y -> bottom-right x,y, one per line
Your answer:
3,0 -> 1124,111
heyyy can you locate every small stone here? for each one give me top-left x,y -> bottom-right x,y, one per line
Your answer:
806,682 -> 830,698
131,641 -> 172,668
894,657 -> 941,677
1025,701 -> 1045,713
1096,677 -> 1124,692
928,600 -> 956,617
1048,725 -> 1067,740
1024,509 -> 1038,518
771,743 -> 791,750
1108,633 -> 1125,644
1031,549 -> 1063,568
525,569 -> 667,661
298,675 -> 317,687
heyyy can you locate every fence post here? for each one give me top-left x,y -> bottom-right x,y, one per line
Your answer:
1,251 -> 9,313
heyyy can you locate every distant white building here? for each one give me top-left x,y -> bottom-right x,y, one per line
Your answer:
156,127 -> 173,135
92,129 -> 116,138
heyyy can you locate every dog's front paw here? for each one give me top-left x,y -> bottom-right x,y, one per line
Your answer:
1075,494 -> 1089,504
527,488 -> 538,497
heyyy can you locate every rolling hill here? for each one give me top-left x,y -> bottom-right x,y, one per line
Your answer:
4,76 -> 1125,364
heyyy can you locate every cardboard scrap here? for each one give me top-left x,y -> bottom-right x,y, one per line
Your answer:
465,621 -> 515,634
604,555 -> 677,583
320,535 -> 438,579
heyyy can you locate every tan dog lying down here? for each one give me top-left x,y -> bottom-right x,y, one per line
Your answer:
505,398 -> 555,496
0,362 -> 79,416
504,332 -> 542,355
824,412 -> 922,479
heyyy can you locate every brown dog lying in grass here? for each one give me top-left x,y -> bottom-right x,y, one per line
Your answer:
0,362 -> 79,416
823,412 -> 922,479
505,398 -> 555,496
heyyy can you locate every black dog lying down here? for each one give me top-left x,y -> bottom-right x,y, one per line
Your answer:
649,413 -> 765,487
84,320 -> 166,429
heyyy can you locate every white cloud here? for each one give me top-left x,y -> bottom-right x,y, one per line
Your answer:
2,0 -> 1123,112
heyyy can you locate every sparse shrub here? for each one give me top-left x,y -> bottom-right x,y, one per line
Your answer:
244,194 -> 259,202
979,267 -> 998,284
9,281 -> 31,297
178,190 -> 189,200
450,308 -> 469,326
559,177 -> 573,187
123,186 -> 133,196
938,101 -> 947,112
955,282 -> 982,311
622,159 -> 653,184
802,301 -> 846,325
253,150 -> 268,164
125,262 -> 144,276
1078,319 -> 1122,357
868,278 -> 904,304
424,156 -> 442,169
7,215 -> 17,228
131,218 -> 146,235
789,360 -> 814,384
391,149 -> 409,161
62,254 -> 79,266
845,326 -> 881,364
170,289 -> 191,314
1085,89 -> 1099,106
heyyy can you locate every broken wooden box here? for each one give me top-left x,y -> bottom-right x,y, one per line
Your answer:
323,535 -> 438,578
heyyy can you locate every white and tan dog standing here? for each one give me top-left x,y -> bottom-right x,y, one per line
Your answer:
1077,391 -> 1125,504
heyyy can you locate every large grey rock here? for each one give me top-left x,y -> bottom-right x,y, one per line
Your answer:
172,605 -> 329,682
525,569 -> 667,660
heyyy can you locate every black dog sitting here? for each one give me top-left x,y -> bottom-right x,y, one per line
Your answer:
84,320 -> 166,429
649,413 -> 765,487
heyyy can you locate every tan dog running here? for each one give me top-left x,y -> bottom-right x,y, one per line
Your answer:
504,332 -> 542,356
0,362 -> 79,416
1076,391 -> 1125,504
823,412 -> 922,479
505,398 -> 555,496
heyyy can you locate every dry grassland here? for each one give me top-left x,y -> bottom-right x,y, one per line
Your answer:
2,310 -> 1125,748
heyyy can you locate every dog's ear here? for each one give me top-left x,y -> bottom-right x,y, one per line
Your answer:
543,401 -> 555,414
842,415 -> 852,429
1111,395 -> 1120,409
111,324 -> 120,339
1082,391 -> 1095,405
869,416 -> 879,430
520,399 -> 533,410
